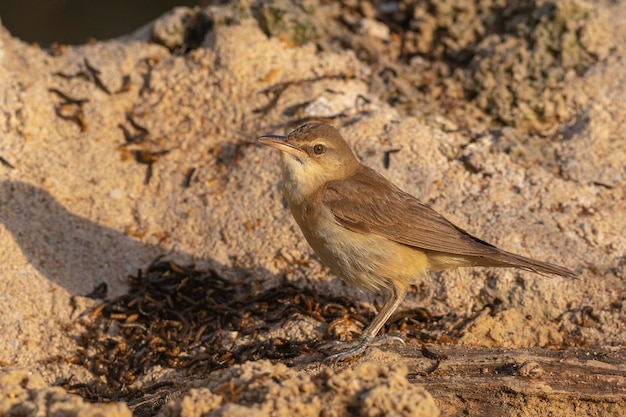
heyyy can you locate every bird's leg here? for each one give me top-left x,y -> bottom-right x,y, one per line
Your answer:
321,284 -> 407,364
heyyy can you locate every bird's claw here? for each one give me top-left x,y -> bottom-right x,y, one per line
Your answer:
319,334 -> 405,365
370,334 -> 405,348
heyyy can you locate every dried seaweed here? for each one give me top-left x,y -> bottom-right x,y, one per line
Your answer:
63,258 -> 436,416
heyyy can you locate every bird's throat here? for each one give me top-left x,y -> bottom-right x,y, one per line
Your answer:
280,155 -> 325,206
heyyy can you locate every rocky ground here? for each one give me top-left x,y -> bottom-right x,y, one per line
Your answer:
0,1 -> 624,416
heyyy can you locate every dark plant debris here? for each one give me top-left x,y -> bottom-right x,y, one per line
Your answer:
117,113 -> 171,185
62,258 -> 439,416
0,156 -> 15,169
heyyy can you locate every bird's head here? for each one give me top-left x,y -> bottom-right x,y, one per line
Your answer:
258,122 -> 359,199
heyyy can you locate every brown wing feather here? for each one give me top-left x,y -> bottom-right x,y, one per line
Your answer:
323,165 -> 576,278
323,166 -> 498,256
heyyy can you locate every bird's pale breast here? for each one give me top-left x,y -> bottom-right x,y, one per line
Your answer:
289,198 -> 430,294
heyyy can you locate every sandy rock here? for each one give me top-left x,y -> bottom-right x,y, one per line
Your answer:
0,368 -> 131,417
325,362 -> 439,417
158,360 -> 438,417
459,308 -> 563,348
0,0 -> 625,416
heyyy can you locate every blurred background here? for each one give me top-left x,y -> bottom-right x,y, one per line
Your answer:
0,0 -> 206,45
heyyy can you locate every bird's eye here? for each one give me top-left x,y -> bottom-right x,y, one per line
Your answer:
313,144 -> 325,155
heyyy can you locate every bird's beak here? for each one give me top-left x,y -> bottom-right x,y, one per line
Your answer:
257,135 -> 307,158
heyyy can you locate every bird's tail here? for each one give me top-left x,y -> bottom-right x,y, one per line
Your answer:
482,249 -> 577,279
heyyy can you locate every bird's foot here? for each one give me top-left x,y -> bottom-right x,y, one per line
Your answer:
320,334 -> 405,365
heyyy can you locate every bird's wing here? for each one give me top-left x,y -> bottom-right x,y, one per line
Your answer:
322,167 -> 500,257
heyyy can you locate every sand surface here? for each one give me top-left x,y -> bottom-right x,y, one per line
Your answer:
0,1 -> 625,416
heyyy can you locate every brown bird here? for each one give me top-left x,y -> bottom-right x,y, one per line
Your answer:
258,122 -> 576,363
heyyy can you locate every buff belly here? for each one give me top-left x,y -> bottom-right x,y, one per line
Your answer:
296,208 -> 431,294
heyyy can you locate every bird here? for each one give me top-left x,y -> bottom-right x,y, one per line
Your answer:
258,122 -> 576,363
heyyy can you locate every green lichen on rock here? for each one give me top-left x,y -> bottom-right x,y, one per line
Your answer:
388,0 -> 607,131
256,0 -> 320,46
206,0 -> 254,27
460,0 -> 600,130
